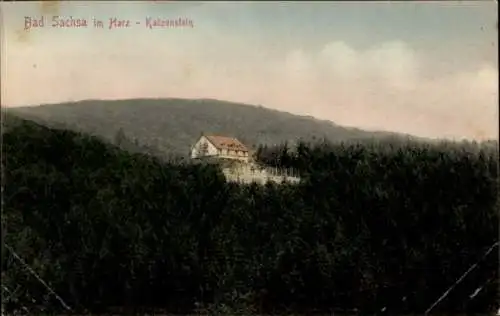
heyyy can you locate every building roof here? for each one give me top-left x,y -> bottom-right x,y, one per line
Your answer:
204,135 -> 249,152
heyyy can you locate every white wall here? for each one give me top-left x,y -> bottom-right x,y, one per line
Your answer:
191,136 -> 219,158
222,164 -> 300,184
191,136 -> 249,162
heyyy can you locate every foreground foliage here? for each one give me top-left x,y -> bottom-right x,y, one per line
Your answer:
2,118 -> 498,314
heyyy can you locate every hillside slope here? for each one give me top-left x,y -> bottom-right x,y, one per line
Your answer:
6,98 -> 413,158
2,116 -> 498,314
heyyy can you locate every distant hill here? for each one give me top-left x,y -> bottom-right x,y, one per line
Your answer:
6,98 -> 420,158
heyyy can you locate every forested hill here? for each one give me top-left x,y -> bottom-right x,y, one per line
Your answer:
6,98 -> 417,158
2,115 -> 498,314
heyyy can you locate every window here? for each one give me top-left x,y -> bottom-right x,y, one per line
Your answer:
199,142 -> 208,156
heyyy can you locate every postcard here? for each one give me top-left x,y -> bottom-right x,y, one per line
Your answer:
1,1 -> 498,315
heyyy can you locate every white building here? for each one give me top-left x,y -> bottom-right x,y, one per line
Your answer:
191,135 -> 250,163
190,134 -> 300,184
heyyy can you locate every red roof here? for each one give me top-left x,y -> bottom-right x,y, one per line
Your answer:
204,135 -> 248,152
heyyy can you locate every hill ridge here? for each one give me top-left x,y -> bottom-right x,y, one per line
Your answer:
6,98 -> 419,158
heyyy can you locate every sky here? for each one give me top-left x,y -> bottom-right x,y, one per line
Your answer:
1,1 -> 498,140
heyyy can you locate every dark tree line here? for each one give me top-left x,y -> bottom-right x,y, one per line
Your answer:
2,119 -> 499,314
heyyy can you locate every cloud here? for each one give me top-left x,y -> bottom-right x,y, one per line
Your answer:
270,41 -> 497,140
2,32 -> 497,140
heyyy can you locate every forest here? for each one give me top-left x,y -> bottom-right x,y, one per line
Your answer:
2,116 -> 499,315
8,98 -> 417,160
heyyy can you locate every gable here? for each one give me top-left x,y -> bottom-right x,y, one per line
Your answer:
192,136 -> 218,155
